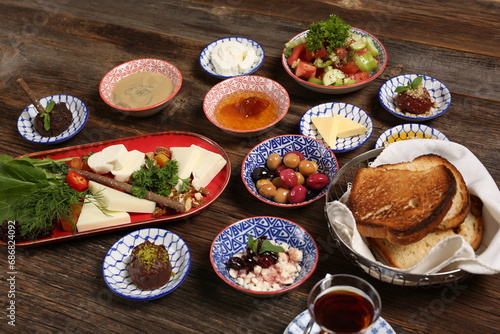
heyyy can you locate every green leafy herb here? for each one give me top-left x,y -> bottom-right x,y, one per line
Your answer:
306,14 -> 351,54
394,76 -> 423,93
247,235 -> 285,254
40,100 -> 56,131
130,158 -> 190,199
0,154 -> 90,239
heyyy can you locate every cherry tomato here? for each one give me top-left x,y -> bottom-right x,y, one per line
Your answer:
66,170 -> 89,192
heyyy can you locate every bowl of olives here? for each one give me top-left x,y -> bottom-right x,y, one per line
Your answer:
241,134 -> 339,208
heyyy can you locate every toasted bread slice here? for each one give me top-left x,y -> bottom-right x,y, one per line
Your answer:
380,154 -> 470,229
346,164 -> 456,245
368,195 -> 483,269
456,195 -> 484,250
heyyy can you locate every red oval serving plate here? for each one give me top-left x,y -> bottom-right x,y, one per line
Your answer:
1,131 -> 231,247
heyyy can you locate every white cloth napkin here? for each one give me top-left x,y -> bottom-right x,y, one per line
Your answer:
326,139 -> 500,275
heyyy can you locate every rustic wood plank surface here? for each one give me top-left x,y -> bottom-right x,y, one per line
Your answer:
0,0 -> 499,333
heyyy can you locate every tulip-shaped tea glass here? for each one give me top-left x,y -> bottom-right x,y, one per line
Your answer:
307,274 -> 382,334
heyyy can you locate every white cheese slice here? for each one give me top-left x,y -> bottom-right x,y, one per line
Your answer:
171,146 -> 202,179
76,198 -> 130,233
111,150 -> 145,182
87,151 -> 113,174
238,47 -> 257,73
88,181 -> 156,213
190,145 -> 227,190
100,144 -> 130,170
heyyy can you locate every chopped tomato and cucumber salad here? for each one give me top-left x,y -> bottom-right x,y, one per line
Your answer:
283,15 -> 381,86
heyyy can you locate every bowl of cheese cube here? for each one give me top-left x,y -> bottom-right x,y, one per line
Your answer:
299,102 -> 373,152
200,37 -> 265,79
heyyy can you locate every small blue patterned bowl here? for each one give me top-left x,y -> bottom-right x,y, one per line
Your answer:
17,94 -> 88,144
210,216 -> 318,296
375,123 -> 449,149
378,74 -> 451,121
241,134 -> 339,208
299,102 -> 373,152
103,228 -> 191,301
199,37 -> 265,79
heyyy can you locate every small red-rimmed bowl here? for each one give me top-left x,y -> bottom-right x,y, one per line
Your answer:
99,58 -> 182,117
203,75 -> 290,137
282,28 -> 388,94
241,134 -> 339,208
210,216 -> 318,297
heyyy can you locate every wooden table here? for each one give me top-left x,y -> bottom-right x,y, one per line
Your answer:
1,1 -> 499,333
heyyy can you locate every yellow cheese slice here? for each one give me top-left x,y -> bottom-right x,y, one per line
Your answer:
311,115 -> 367,147
311,117 -> 337,147
334,114 -> 367,138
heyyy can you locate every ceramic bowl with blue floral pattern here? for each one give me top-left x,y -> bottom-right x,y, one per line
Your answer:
241,134 -> 339,208
17,94 -> 88,144
375,123 -> 449,148
103,228 -> 191,300
378,74 -> 451,121
200,37 -> 265,79
210,216 -> 318,296
299,102 -> 373,152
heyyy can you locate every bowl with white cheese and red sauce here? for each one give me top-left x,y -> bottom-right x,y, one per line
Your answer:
200,37 -> 265,79
99,58 -> 183,117
210,216 -> 318,297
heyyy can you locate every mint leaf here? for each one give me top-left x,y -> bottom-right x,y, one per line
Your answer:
411,76 -> 423,89
247,235 -> 285,254
45,100 -> 56,113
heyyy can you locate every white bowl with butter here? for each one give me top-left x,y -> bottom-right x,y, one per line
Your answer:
99,58 -> 182,117
200,37 -> 265,79
299,102 -> 373,152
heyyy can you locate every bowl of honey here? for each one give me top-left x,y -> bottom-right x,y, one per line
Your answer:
375,123 -> 449,148
203,75 -> 290,137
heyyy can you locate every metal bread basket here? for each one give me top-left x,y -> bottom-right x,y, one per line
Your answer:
325,148 -> 469,287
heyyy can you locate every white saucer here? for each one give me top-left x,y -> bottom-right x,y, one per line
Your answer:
284,309 -> 394,334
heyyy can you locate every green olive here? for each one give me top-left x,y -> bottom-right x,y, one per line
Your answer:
295,172 -> 305,185
258,183 -> 277,198
271,176 -> 283,188
273,187 -> 290,203
256,179 -> 272,189
283,153 -> 300,168
266,153 -> 282,170
298,160 -> 318,177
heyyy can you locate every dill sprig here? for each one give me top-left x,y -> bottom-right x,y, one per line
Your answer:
14,183 -> 88,240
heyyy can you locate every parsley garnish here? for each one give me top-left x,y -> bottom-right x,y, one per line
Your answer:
130,158 -> 190,199
306,14 -> 351,54
394,76 -> 423,93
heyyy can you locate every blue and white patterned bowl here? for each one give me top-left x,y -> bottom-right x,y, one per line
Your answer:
210,216 -> 318,296
103,228 -> 191,300
375,123 -> 449,148
17,94 -> 88,144
378,74 -> 451,121
241,134 -> 339,208
300,102 -> 373,152
283,309 -> 395,334
200,37 -> 265,79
